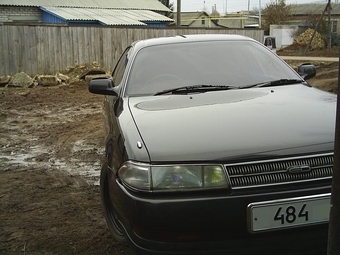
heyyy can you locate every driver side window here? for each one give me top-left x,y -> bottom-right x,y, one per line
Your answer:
112,47 -> 131,86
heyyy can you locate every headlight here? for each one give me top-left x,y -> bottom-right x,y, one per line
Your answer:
118,162 -> 229,191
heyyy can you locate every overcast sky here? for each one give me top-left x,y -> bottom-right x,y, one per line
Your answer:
172,0 -> 329,14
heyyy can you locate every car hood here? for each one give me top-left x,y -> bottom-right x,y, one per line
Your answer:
128,85 -> 336,163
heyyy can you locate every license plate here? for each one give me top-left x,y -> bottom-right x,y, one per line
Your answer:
247,193 -> 331,232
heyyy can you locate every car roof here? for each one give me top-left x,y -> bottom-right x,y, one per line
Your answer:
131,34 -> 256,50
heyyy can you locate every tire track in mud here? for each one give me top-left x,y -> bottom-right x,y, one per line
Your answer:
0,84 -> 105,184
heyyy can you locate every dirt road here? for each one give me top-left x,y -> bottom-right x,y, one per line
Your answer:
0,58 -> 338,255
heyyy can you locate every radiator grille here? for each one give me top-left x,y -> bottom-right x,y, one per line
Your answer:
225,153 -> 333,189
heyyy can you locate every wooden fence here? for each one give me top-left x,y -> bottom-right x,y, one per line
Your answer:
0,24 -> 264,76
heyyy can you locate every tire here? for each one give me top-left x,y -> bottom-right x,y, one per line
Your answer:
100,163 -> 127,243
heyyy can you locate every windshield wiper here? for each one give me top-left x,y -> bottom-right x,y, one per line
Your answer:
154,85 -> 239,96
245,79 -> 305,89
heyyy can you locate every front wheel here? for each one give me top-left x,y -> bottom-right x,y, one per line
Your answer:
100,163 -> 127,243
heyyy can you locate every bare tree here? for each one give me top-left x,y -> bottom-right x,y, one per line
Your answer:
158,0 -> 170,8
158,0 -> 174,20
262,0 -> 292,31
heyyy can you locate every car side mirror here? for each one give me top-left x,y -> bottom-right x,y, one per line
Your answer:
297,63 -> 316,80
89,78 -> 120,96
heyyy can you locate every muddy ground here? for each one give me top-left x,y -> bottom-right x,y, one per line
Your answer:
0,51 -> 339,255
0,84 -> 133,255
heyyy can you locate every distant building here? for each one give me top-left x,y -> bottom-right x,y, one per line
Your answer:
289,3 -> 340,34
217,13 -> 260,29
217,3 -> 340,32
173,11 -> 221,28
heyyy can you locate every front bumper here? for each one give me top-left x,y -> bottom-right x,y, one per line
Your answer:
111,179 -> 330,255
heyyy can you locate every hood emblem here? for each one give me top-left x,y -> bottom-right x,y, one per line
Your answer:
287,165 -> 312,174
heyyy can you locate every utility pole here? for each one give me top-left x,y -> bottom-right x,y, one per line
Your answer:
177,0 -> 181,27
259,0 -> 262,28
327,4 -> 340,252
327,54 -> 340,255
304,1 -> 330,54
328,1 -> 332,53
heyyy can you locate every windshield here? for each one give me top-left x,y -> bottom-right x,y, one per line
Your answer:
125,40 -> 300,96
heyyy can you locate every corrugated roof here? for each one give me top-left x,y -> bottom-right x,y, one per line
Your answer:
42,7 -> 173,25
0,0 -> 170,11
291,3 -> 340,15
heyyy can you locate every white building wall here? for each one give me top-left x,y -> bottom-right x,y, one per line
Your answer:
0,6 -> 42,23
